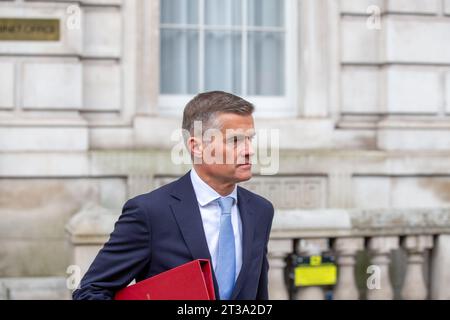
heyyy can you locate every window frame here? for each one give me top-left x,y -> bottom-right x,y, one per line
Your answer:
157,0 -> 299,118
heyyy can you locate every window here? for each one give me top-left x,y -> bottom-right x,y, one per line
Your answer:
159,0 -> 297,117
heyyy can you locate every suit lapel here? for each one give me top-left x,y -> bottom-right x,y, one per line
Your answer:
169,172 -> 213,261
169,172 -> 220,296
231,187 -> 255,299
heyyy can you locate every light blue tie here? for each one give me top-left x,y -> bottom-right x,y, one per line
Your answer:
216,196 -> 236,300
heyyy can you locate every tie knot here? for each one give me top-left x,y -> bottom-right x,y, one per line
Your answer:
218,197 -> 234,215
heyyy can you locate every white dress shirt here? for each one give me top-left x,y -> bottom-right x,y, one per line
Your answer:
190,168 -> 243,281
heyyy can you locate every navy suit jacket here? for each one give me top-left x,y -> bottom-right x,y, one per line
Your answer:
73,171 -> 274,300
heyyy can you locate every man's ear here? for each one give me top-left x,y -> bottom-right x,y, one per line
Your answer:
188,137 -> 203,158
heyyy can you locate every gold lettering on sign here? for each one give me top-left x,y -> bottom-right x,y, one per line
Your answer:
0,18 -> 60,41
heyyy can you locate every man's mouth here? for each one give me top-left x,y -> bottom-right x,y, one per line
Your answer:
237,163 -> 252,167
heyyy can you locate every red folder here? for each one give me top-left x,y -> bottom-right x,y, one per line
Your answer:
114,259 -> 216,300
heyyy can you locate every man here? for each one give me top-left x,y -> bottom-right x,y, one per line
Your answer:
73,91 -> 275,300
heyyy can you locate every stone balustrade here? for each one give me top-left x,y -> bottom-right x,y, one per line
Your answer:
268,208 -> 450,300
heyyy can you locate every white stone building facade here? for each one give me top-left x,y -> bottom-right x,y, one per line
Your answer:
1,0 -> 450,299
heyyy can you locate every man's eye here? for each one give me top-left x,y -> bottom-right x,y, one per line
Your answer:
227,136 -> 250,145
227,137 -> 239,144
235,136 -> 246,144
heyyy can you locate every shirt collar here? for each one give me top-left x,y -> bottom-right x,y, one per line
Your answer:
190,168 -> 238,207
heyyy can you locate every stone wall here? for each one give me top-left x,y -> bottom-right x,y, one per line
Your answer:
1,0 -> 450,298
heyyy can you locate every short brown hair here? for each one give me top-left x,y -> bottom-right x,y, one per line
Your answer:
182,91 -> 254,135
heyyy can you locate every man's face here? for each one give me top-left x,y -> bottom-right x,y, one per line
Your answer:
196,113 -> 255,184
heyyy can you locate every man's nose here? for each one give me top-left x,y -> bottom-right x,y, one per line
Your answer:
245,138 -> 255,157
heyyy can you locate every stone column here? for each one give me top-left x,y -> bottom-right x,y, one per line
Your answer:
367,236 -> 399,300
401,235 -> 433,300
268,239 -> 293,300
430,234 -> 450,299
299,0 -> 333,117
333,237 -> 364,300
295,238 -> 329,300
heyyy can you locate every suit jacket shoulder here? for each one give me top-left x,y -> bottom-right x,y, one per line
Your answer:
237,185 -> 274,218
123,178 -> 180,213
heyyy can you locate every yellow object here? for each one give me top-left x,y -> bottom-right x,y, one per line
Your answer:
294,264 -> 337,287
310,255 -> 322,266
